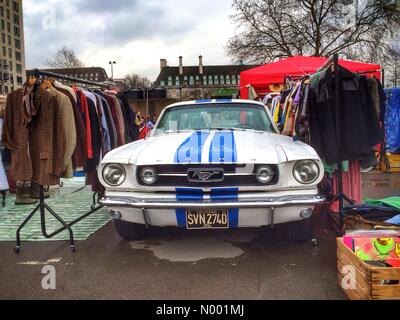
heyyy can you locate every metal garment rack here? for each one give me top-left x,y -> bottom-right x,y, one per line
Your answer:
315,54 -> 356,235
14,69 -> 107,253
316,55 -> 385,234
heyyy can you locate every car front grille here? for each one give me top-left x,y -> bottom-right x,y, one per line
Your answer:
136,164 -> 279,187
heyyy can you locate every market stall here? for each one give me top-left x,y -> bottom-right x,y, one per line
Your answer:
258,54 -> 399,300
239,56 -> 381,99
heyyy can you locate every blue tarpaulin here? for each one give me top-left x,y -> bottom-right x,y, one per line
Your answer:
385,88 -> 400,153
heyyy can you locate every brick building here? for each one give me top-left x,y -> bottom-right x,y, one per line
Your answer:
155,56 -> 259,100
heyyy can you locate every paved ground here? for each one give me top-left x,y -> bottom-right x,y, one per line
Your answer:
0,172 -> 399,300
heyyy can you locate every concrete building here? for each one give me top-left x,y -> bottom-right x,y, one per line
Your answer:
26,67 -> 109,83
155,56 -> 259,100
0,0 -> 25,94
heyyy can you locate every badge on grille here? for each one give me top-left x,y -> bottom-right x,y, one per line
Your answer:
187,168 -> 224,183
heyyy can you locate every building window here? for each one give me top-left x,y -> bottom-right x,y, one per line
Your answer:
1,33 -> 5,44
168,76 -> 172,86
15,50 -> 20,61
189,75 -> 194,85
8,47 -> 11,58
14,26 -> 19,37
16,63 -> 21,73
208,75 -> 213,85
15,38 -> 19,49
8,61 -> 12,71
237,75 -> 241,83
203,77 -> 208,86
17,76 -> 22,85
232,76 -> 237,85
160,80 -> 165,86
226,75 -> 231,85
13,1 -> 19,13
13,14 -> 18,25
175,76 -> 180,86
2,46 -> 5,56
214,75 -> 218,85
1,20 -> 4,31
220,75 -> 225,85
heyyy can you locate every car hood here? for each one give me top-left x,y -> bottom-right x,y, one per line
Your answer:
101,131 -> 320,166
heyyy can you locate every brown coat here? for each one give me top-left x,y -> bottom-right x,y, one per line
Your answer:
50,88 -> 76,179
29,87 -> 68,186
54,83 -> 87,169
2,89 -> 32,182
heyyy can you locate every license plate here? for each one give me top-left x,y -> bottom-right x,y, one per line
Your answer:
186,209 -> 229,229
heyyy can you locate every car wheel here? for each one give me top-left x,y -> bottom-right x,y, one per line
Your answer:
114,220 -> 148,241
285,218 -> 313,242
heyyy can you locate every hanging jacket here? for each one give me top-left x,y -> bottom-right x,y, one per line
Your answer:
54,83 -> 87,168
77,91 -> 93,159
308,66 -> 383,163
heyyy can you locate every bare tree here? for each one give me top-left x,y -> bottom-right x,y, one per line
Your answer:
227,0 -> 400,64
384,36 -> 400,87
122,73 -> 151,89
45,46 -> 84,68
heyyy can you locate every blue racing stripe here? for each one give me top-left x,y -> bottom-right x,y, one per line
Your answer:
175,188 -> 203,227
211,188 -> 239,228
175,131 -> 210,163
209,132 -> 237,163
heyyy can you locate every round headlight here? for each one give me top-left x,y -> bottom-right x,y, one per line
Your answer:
140,167 -> 158,185
102,164 -> 126,186
293,160 -> 320,184
256,166 -> 275,184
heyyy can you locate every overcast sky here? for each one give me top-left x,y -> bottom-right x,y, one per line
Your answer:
23,0 -> 236,81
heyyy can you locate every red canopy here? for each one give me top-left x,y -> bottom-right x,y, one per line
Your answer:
240,56 -> 381,99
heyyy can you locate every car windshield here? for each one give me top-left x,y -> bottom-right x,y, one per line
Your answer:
154,103 -> 275,135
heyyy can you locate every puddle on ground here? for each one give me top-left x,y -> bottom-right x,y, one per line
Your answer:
130,230 -> 257,262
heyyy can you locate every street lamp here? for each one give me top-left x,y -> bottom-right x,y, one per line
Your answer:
109,61 -> 116,80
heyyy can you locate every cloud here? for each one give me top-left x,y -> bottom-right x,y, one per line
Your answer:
24,0 -> 235,80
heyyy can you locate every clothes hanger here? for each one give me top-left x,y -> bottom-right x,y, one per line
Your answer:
28,77 -> 37,86
40,79 -> 53,90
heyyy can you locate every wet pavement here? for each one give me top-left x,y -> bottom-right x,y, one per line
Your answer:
0,172 -> 398,300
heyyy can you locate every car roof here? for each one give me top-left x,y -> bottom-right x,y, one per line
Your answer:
163,99 -> 267,111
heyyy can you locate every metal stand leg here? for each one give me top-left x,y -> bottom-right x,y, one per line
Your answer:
1,190 -> 6,207
14,185 -> 103,253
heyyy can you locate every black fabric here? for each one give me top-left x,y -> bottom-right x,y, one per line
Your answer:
84,97 -> 102,173
344,204 -> 399,221
308,66 -> 383,163
118,94 -> 139,142
376,79 -> 386,122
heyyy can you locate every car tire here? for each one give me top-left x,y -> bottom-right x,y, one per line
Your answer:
114,220 -> 148,241
285,218 -> 313,242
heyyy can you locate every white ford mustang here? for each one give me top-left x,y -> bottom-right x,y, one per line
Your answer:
98,99 -> 325,241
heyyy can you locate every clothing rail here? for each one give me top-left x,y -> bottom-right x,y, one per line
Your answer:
33,68 -> 110,88
14,70 -> 105,253
311,54 -> 354,234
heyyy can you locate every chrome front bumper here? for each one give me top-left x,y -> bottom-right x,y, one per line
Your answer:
99,194 -> 325,209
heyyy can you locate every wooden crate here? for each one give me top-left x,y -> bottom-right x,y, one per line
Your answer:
337,238 -> 400,300
387,153 -> 400,173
